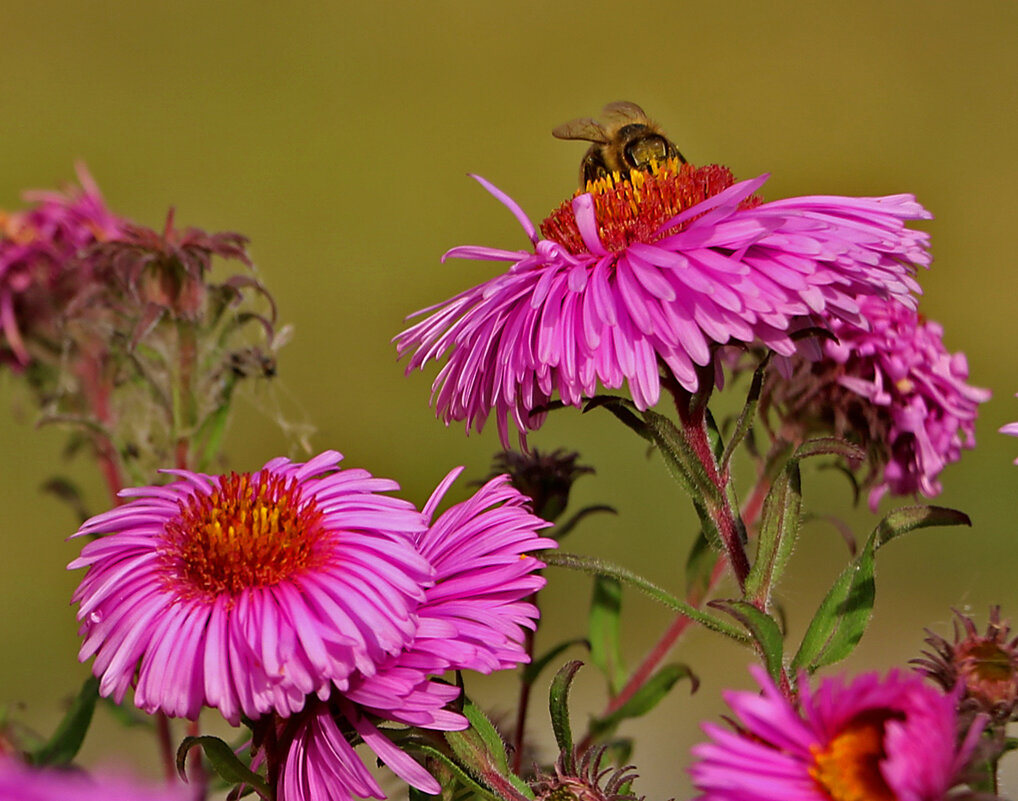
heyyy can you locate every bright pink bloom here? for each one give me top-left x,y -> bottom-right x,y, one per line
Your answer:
277,470 -> 555,800
690,666 -> 984,801
70,451 -> 434,724
0,164 -> 125,365
70,453 -> 554,800
396,163 -> 931,446
0,757 -> 192,801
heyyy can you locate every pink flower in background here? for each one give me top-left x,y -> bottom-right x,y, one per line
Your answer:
0,164 -> 126,365
0,757 -> 192,801
396,162 -> 932,446
70,452 -> 554,801
689,666 -> 983,801
757,295 -> 990,509
999,401 -> 1018,464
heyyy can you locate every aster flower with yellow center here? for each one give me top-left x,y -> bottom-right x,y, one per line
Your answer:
396,158 -> 930,447
70,453 -> 555,801
689,666 -> 984,801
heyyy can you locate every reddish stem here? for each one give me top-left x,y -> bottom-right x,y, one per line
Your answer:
155,713 -> 176,784
510,596 -> 537,775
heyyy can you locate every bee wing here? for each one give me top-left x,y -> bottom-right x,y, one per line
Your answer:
600,101 -> 650,126
552,116 -> 609,144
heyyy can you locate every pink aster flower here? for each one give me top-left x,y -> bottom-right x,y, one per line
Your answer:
277,470 -> 555,800
396,161 -> 931,446
755,295 -> 990,510
70,453 -> 554,801
0,164 -> 126,365
689,666 -> 984,801
0,757 -> 192,801
69,450 -> 434,725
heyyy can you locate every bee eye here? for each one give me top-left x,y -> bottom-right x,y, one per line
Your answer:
624,135 -> 672,170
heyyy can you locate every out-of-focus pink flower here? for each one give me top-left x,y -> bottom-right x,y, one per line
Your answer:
70,452 -> 554,800
396,161 -> 931,446
756,295 -> 990,510
0,164 -> 126,366
999,402 -> 1018,464
689,666 -> 984,801
0,756 -> 192,801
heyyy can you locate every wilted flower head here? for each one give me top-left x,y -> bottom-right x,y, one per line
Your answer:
0,757 -> 191,801
531,747 -> 641,801
0,164 -> 126,366
89,207 -> 251,321
397,159 -> 931,446
690,666 -> 984,801
752,295 -> 990,510
70,452 -> 554,800
486,448 -> 594,521
913,607 -> 1018,724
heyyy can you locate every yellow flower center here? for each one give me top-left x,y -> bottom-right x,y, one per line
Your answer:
160,472 -> 329,600
539,160 -> 758,255
809,711 -> 900,801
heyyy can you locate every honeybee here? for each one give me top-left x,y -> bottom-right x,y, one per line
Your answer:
552,101 -> 686,188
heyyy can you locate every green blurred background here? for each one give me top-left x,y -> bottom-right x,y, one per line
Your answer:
1,1 -> 1016,795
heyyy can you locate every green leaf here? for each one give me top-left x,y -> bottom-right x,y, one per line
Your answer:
709,600 -> 783,682
720,354 -> 770,471
744,456 -> 802,605
641,408 -> 723,507
549,661 -> 583,770
522,639 -> 588,685
177,735 -> 272,800
791,503 -> 973,673
789,537 -> 875,673
871,505 -> 971,550
589,576 -> 626,694
459,699 -> 510,775
29,676 -> 99,766
412,744 -> 500,801
589,664 -> 697,739
543,551 -> 748,643
745,438 -> 866,607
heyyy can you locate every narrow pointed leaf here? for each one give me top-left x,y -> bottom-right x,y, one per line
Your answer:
543,551 -> 747,642
584,396 -> 652,441
789,540 -> 875,673
720,354 -> 770,471
460,699 -> 510,775
30,676 -> 99,766
412,745 -> 500,801
549,661 -> 583,769
872,505 -> 971,550
710,600 -> 784,682
177,735 -> 271,799
589,576 -> 626,693
744,459 -> 802,605
589,663 -> 698,738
